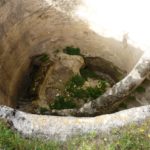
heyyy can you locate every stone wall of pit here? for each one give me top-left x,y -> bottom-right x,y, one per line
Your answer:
0,0 -> 143,106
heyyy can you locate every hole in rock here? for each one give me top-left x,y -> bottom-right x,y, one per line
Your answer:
0,0 -> 147,118
17,47 -> 127,116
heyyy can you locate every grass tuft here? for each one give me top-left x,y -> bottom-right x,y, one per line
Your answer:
49,96 -> 76,110
0,119 -> 60,150
63,46 -> 81,55
50,74 -> 108,110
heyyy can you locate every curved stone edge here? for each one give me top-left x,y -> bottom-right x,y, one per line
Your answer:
0,105 -> 150,141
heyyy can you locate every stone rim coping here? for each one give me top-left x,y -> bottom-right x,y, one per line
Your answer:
0,105 -> 150,141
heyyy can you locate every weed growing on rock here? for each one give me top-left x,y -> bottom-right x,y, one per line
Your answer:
128,95 -> 136,100
86,87 -> 102,99
39,107 -> 49,115
38,53 -> 49,62
80,67 -> 98,79
50,96 -> 76,110
50,74 -> 109,110
135,86 -> 146,93
67,74 -> 85,87
63,46 -> 81,55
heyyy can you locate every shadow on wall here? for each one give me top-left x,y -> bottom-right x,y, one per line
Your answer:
0,0 -> 143,107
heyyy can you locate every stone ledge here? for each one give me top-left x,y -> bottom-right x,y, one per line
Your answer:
0,105 -> 150,141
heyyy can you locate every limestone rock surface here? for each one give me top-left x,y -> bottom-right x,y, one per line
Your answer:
0,105 -> 150,141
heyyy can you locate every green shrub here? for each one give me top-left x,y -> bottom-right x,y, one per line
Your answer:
128,95 -> 136,100
98,80 -> 108,92
85,79 -> 108,99
71,88 -> 87,99
135,86 -> 146,93
39,107 -> 49,115
71,74 -> 85,87
86,86 -> 102,99
65,76 -> 108,100
50,75 -> 108,109
63,46 -> 81,55
80,67 -> 98,79
65,75 -> 85,96
50,96 -> 76,110
38,54 -> 49,62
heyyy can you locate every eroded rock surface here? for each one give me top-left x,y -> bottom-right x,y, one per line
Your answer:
0,0 -> 143,107
31,53 -> 85,111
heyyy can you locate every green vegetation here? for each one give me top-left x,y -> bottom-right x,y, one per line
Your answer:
28,53 -> 51,99
66,74 -> 108,100
128,95 -> 136,100
65,75 -> 86,98
67,74 -> 85,87
38,54 -> 49,62
0,119 -> 150,150
118,102 -> 127,109
50,73 -> 108,110
50,96 -> 76,110
63,46 -> 81,55
135,86 -> 146,93
39,107 -> 49,115
80,67 -> 98,79
0,119 -> 60,150
109,121 -> 150,150
86,86 -> 102,99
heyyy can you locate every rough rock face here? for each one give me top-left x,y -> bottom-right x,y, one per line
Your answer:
84,57 -> 126,82
0,0 -> 143,107
41,52 -> 150,117
58,53 -> 85,74
32,53 -> 84,108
